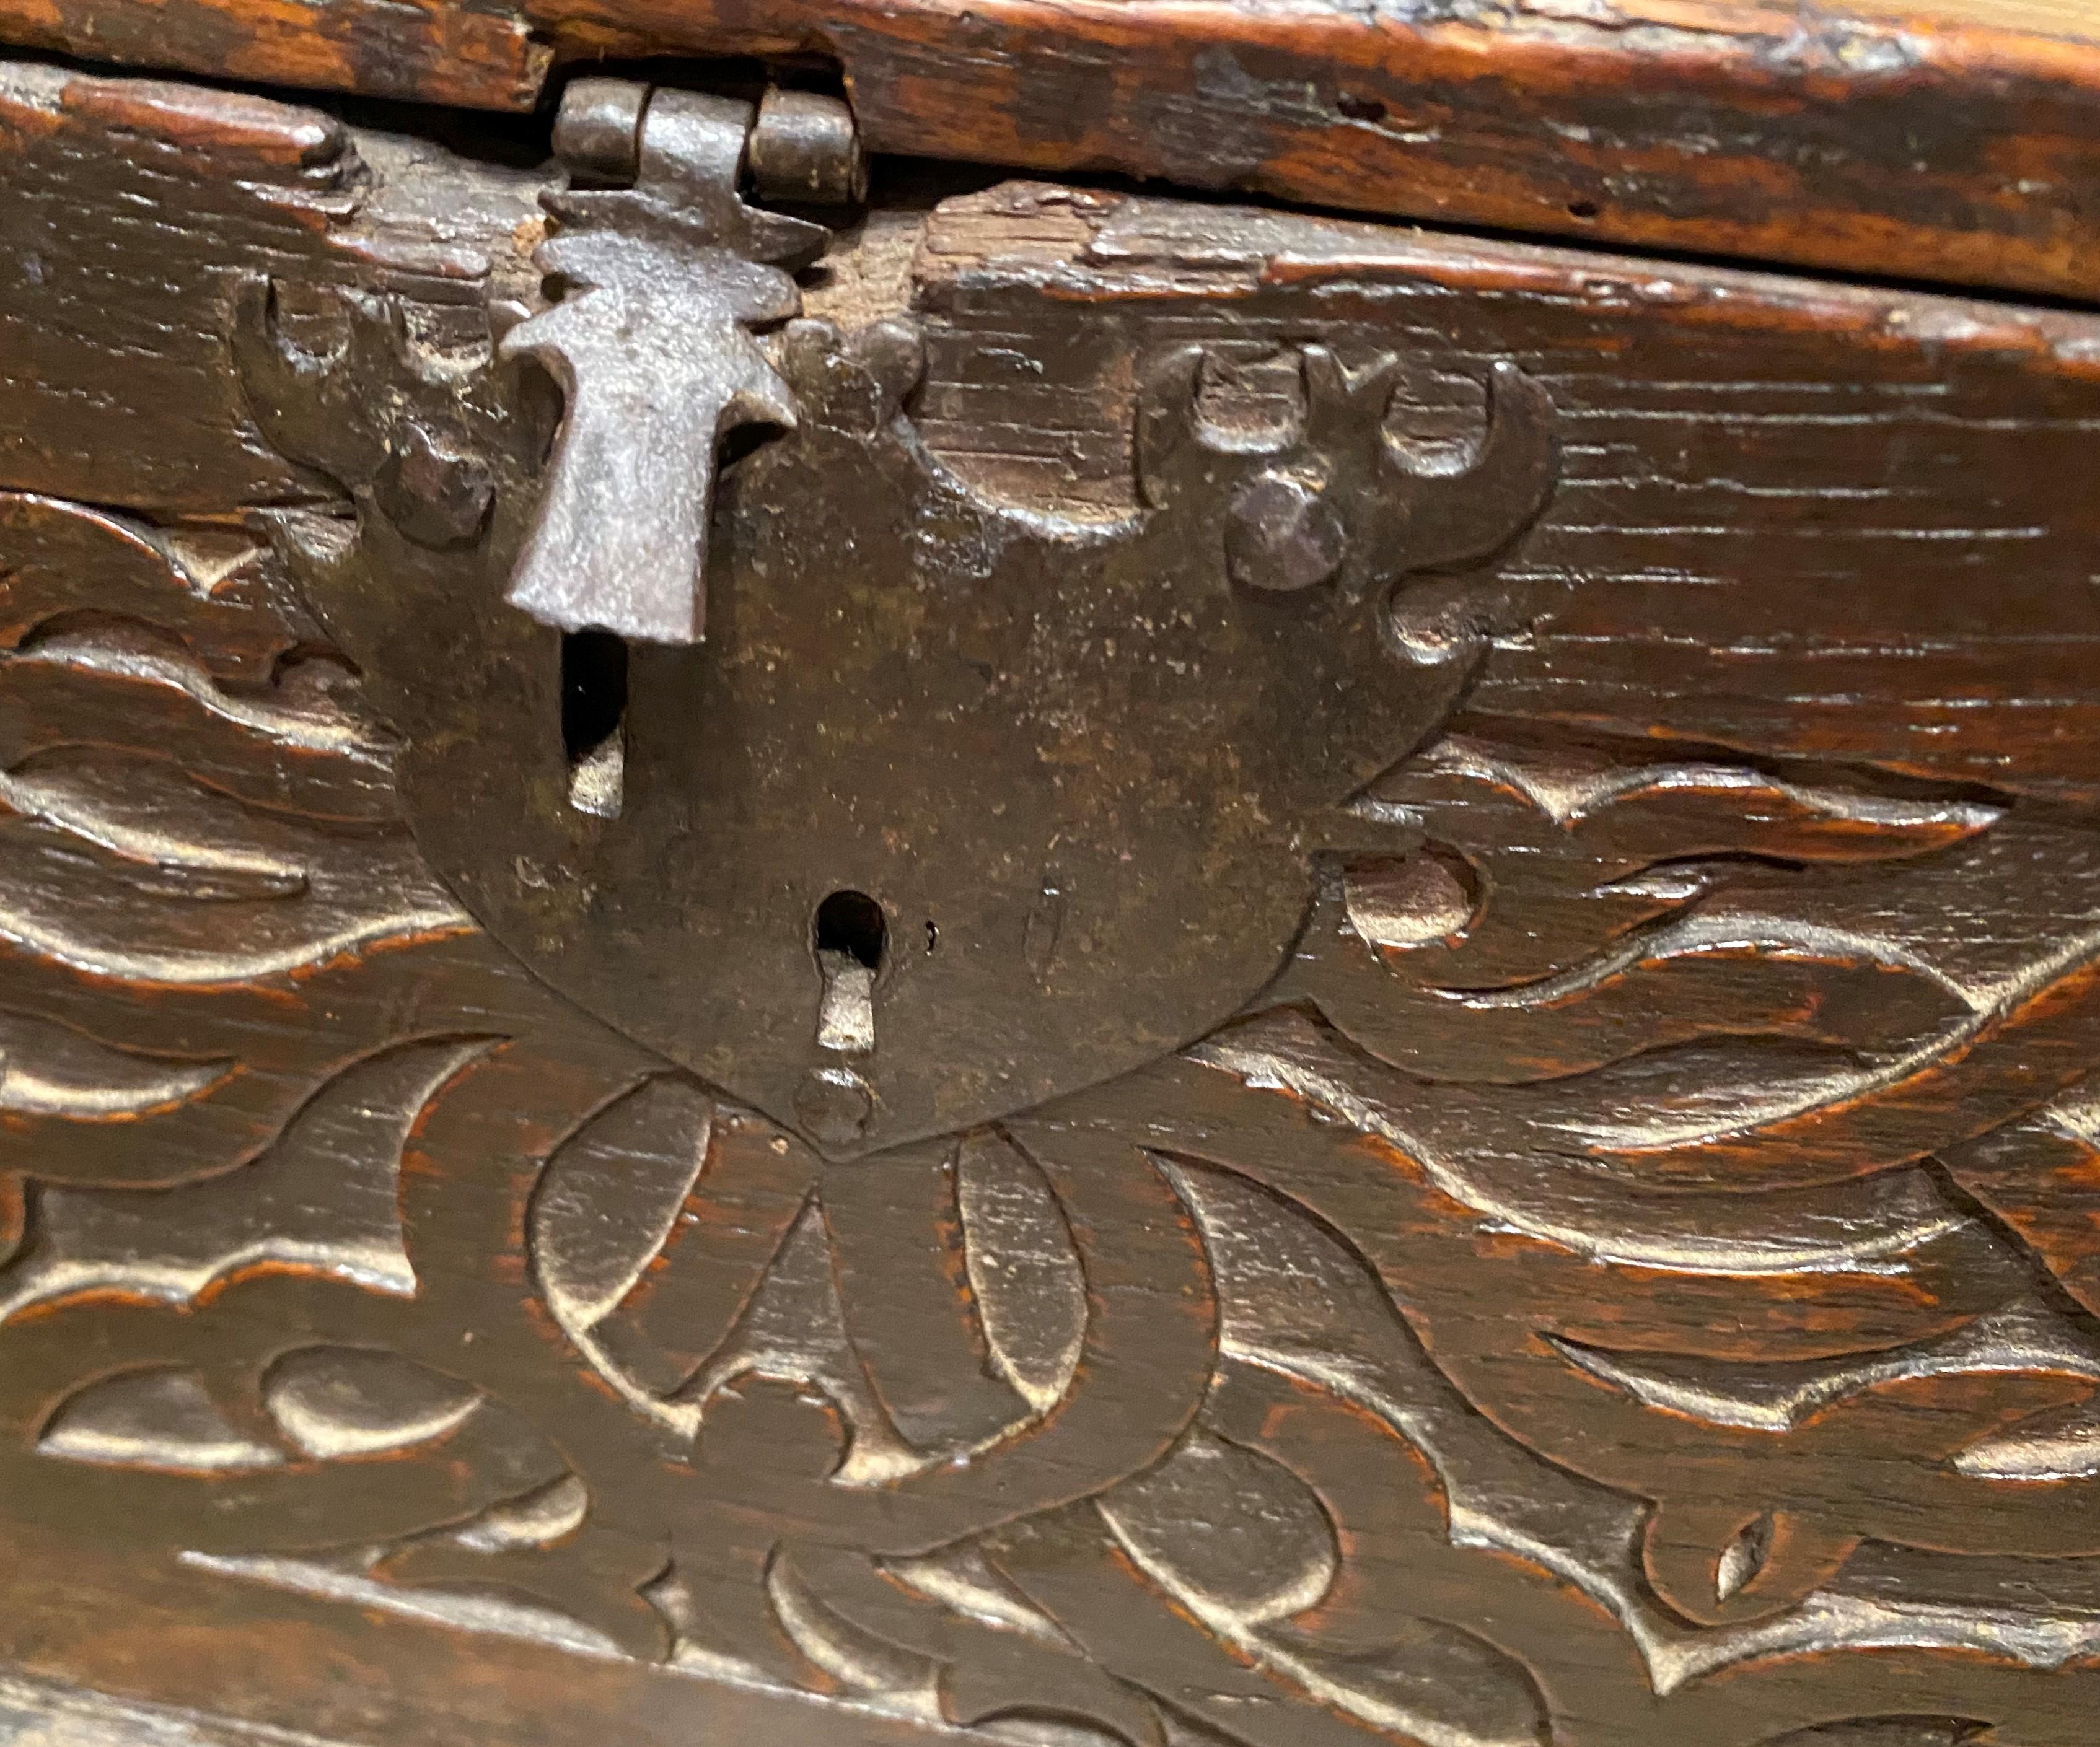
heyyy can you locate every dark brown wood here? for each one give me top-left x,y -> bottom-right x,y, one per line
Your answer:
0,62 -> 547,518
913,187 -> 2100,807
7,2 -> 2100,300
3,51 -> 2100,1747
0,0 -> 550,111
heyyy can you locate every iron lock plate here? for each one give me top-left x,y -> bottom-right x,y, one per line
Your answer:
231,77 -> 1560,1160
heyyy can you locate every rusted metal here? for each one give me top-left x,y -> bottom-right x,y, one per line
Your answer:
231,241 -> 1558,1159
500,82 -> 832,645
749,87 -> 866,208
548,75 -> 645,185
9,48 -> 2100,1747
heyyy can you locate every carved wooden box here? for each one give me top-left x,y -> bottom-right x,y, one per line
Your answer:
0,6 -> 2098,1746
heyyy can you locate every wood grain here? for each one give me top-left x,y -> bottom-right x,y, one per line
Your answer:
914,183 -> 2100,804
4,56 -> 2100,1747
0,62 -> 547,517
0,0 -> 548,110
6,1 -> 2100,299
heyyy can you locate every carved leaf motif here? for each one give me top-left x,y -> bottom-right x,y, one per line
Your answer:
0,730 -> 460,984
766,1549 -> 942,1714
1313,729 -> 2003,1090
40,1368 -> 282,1473
264,1349 -> 482,1461
825,1136 -> 1034,1454
0,494 -> 316,685
10,268 -> 2100,1747
1101,1429 -> 1339,1627
1952,1396 -> 2100,1482
0,1007 -> 229,1120
0,1038 -> 493,1323
529,1075 -> 713,1339
957,1130 -> 1087,1415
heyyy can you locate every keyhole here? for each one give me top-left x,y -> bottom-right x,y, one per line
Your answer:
562,629 -> 626,817
814,889 -> 885,1054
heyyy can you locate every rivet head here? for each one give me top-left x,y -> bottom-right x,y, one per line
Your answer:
796,1066 -> 872,1149
1226,472 -> 1347,593
376,419 -> 493,549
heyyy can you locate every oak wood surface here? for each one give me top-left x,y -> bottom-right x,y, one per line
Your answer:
0,62 -> 545,517
3,56 -> 2100,1747
4,1 -> 2100,300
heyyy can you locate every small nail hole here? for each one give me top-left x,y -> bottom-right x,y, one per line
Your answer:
1568,199 -> 1601,221
1337,92 -> 1386,122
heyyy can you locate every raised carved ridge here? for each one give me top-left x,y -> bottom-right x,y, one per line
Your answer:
4,172 -> 2100,1747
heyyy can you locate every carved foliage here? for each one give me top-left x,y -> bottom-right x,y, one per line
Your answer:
1,489 -> 2098,1746
3,302 -> 2099,1747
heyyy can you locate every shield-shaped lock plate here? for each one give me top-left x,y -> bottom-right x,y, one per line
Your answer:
232,85 -> 1558,1159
